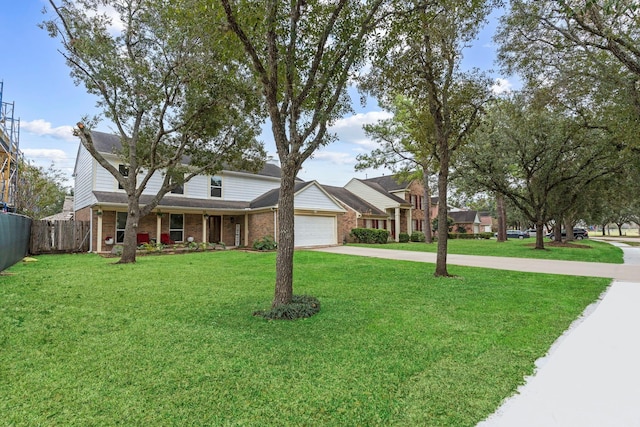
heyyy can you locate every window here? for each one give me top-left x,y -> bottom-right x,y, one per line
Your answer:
116,212 -> 127,243
210,176 -> 222,198
413,219 -> 423,231
169,214 -> 184,242
118,164 -> 129,189
170,175 -> 184,194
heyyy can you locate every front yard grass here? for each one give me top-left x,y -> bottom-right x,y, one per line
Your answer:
353,238 -> 623,263
1,251 -> 610,426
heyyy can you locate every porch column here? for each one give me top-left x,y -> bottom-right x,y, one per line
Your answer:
156,214 -> 162,243
202,215 -> 207,243
407,208 -> 412,235
394,207 -> 401,242
244,214 -> 249,246
96,210 -> 103,252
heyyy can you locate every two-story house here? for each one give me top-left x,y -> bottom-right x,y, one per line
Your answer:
343,174 -> 484,241
73,131 -> 345,252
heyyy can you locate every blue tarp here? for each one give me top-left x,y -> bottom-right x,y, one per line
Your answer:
0,213 -> 32,272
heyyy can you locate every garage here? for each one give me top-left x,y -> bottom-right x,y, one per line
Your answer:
294,215 -> 337,247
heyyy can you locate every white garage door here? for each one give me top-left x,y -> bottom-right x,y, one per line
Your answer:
295,215 -> 336,247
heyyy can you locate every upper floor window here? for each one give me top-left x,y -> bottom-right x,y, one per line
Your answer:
170,176 -> 184,195
411,195 -> 422,210
118,164 -> 129,190
210,176 -> 222,198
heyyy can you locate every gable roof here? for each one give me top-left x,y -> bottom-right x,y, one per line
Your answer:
88,130 -> 285,179
449,210 -> 479,224
323,185 -> 387,216
249,181 -> 344,211
352,179 -> 411,206
480,215 -> 493,226
362,175 -> 410,192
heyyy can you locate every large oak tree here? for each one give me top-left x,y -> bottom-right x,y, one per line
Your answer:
44,0 -> 265,263
220,0 -> 385,307
360,0 -> 499,276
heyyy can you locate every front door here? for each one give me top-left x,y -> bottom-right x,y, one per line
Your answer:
209,216 -> 221,243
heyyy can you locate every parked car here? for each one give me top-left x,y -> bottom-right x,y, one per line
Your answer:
495,229 -> 530,239
547,228 -> 589,240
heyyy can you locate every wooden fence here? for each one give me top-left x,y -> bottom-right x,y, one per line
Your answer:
30,220 -> 90,254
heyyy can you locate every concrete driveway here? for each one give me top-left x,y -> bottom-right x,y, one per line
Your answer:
313,242 -> 640,427
314,245 -> 640,281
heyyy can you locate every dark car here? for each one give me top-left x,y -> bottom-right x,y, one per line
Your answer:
502,229 -> 530,239
547,228 -> 589,240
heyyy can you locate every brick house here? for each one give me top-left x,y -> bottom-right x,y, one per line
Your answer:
73,131 -> 345,252
343,174 -> 483,240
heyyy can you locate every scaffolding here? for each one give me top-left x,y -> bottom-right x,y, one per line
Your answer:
1,81 -> 21,211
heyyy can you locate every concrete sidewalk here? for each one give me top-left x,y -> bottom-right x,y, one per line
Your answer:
312,244 -> 640,426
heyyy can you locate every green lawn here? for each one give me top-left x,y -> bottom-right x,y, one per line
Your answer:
1,251 -> 610,426
352,238 -> 624,263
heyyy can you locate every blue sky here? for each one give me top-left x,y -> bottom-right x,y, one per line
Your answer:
1,1 -> 514,188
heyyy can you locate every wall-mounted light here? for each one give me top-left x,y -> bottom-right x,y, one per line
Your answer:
230,216 -> 235,224
203,212 -> 210,219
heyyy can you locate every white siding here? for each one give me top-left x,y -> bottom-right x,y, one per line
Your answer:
89,159 -> 281,201
94,160 -> 119,192
74,145 -> 97,210
223,173 -> 280,201
294,184 -> 343,212
185,175 -> 209,198
345,179 -> 400,211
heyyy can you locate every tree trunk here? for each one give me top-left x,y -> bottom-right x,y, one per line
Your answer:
601,222 -> 606,236
273,165 -> 296,307
118,197 -> 140,263
534,220 -> 545,249
554,222 -> 563,243
423,168 -> 433,244
617,223 -> 623,236
564,218 -> 574,241
496,194 -> 507,242
434,141 -> 450,277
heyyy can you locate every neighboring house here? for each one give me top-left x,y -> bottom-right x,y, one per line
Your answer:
73,131 -> 345,252
41,195 -> 75,221
323,185 -> 389,243
344,176 -> 413,241
345,174 -> 484,240
449,210 -> 481,234
479,214 -> 493,233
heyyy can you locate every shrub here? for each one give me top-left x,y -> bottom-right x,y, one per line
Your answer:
252,236 -> 277,251
410,231 -> 425,242
456,225 -> 467,233
141,242 -> 164,252
350,228 -> 389,244
399,232 -> 410,243
253,295 -> 321,320
447,233 -> 494,239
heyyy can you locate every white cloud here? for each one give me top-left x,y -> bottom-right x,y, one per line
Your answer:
330,111 -> 393,130
492,78 -> 514,94
329,110 -> 393,146
22,148 -> 70,163
312,151 -> 355,165
21,120 -> 76,142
